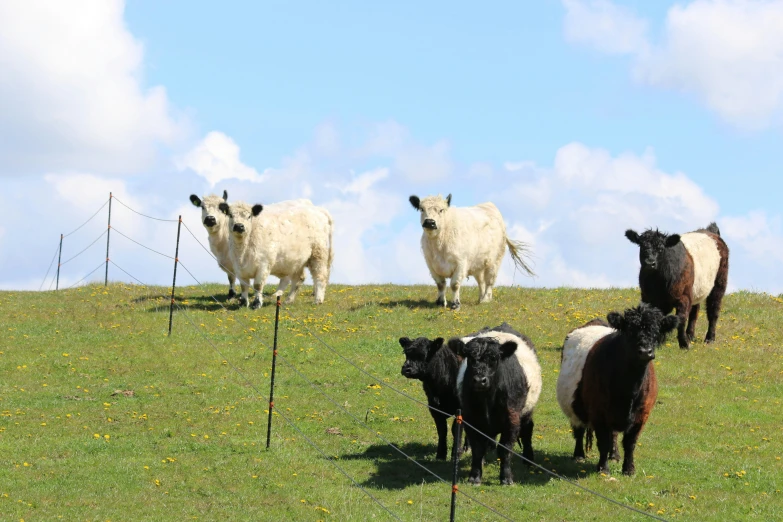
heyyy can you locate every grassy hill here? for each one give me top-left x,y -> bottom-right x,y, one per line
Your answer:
1,283 -> 781,521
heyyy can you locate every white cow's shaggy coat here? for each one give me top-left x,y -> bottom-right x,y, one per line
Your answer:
457,330 -> 542,416
411,195 -> 533,309
556,325 -> 615,427
679,232 -> 721,304
222,201 -> 334,307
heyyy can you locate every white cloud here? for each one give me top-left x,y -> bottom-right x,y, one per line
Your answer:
0,0 -> 186,175
175,131 -> 264,187
562,0 -> 783,129
562,0 -> 649,55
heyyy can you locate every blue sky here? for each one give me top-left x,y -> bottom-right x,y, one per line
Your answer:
1,0 -> 782,293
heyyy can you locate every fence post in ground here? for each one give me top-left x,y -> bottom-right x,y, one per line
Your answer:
104,192 -> 112,286
450,409 -> 463,522
266,293 -> 282,449
168,215 -> 182,336
55,234 -> 63,291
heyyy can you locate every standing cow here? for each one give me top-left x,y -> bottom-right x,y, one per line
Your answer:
625,222 -> 729,349
189,190 -> 236,299
409,194 -> 534,310
448,324 -> 542,485
218,201 -> 334,308
557,304 -> 679,475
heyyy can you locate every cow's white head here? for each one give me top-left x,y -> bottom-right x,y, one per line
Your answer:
218,201 -> 264,239
190,190 -> 228,234
409,194 -> 451,235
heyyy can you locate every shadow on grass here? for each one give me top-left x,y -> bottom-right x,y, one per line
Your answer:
349,299 -> 442,312
339,442 -> 590,489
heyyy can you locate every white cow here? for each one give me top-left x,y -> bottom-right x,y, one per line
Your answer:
218,200 -> 334,308
409,193 -> 534,309
189,191 -> 314,300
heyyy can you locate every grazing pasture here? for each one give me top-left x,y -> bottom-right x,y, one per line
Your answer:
0,284 -> 781,521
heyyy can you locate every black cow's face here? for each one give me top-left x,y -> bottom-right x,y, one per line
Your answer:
607,303 -> 679,362
625,229 -> 681,270
219,202 -> 263,237
399,337 -> 444,380
449,337 -> 517,393
409,194 -> 451,234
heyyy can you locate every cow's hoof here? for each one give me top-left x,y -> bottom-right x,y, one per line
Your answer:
574,456 -> 586,463
704,336 -> 715,344
227,288 -> 236,299
450,301 -> 461,311
500,477 -> 514,486
622,466 -> 635,476
238,296 -> 248,307
250,298 -> 262,310
468,476 -> 481,485
435,297 -> 446,307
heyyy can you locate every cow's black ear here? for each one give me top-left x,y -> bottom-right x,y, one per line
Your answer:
222,190 -> 228,201
399,337 -> 412,350
218,202 -> 230,215
625,230 -> 640,244
607,311 -> 624,330
500,341 -> 518,358
445,194 -> 452,206
661,315 -> 679,335
665,234 -> 681,248
252,204 -> 264,216
409,195 -> 420,210
447,338 -> 465,357
427,338 -> 444,359
190,195 -> 202,207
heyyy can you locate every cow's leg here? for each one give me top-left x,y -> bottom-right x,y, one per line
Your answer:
466,428 -> 486,485
238,279 -> 251,307
686,304 -> 700,342
621,424 -> 644,476
432,274 -> 447,307
594,425 -> 613,474
518,414 -> 535,464
705,257 -> 728,343
431,408 -> 449,461
250,269 -> 269,310
450,266 -> 467,310
499,415 -> 521,485
610,432 -> 620,461
482,266 -> 498,303
674,297 -> 692,349
309,257 -> 329,305
227,272 -> 236,299
276,276 -> 292,299
285,270 -> 306,304
572,425 -> 586,461
475,271 -> 488,304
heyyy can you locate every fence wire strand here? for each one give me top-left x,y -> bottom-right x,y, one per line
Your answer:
66,260 -> 107,289
63,198 -> 110,238
60,229 -> 108,266
173,302 -> 401,521
39,242 -> 61,291
111,227 -> 174,260
113,196 -> 179,222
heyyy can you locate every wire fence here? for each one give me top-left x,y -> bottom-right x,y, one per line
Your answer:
35,193 -> 670,522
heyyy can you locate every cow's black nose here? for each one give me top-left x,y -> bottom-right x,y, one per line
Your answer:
473,376 -> 488,388
233,223 -> 245,233
422,219 -> 437,230
203,216 -> 217,227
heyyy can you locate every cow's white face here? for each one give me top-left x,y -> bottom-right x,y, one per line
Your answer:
409,194 -> 451,236
219,202 -> 263,239
190,191 -> 228,234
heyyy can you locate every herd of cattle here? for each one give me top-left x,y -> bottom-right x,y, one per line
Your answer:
189,189 -> 730,485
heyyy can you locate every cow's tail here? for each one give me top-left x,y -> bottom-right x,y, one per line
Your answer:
585,427 -> 593,453
326,209 -> 335,279
705,222 -> 721,236
506,238 -> 536,277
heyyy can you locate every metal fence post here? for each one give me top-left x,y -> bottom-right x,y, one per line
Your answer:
266,294 -> 282,449
55,234 -> 63,290
168,216 -> 182,336
450,409 -> 463,522
104,192 -> 112,286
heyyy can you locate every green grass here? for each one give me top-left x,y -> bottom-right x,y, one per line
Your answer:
1,283 -> 782,521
